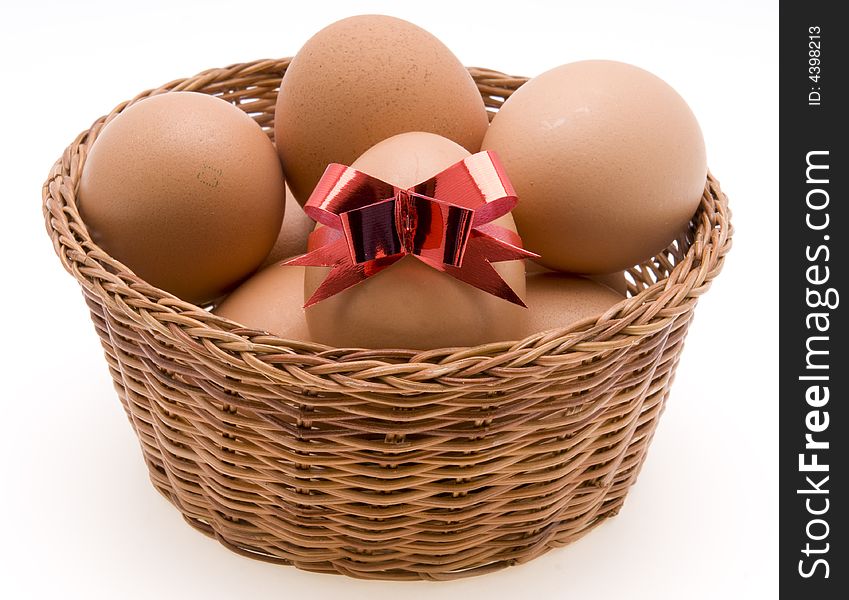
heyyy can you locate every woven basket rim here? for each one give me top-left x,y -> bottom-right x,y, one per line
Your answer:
42,57 -> 733,370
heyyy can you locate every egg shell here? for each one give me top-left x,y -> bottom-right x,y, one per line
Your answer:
214,265 -> 310,341
527,260 -> 629,296
260,185 -> 315,269
275,15 -> 490,204
78,92 -> 285,305
304,132 -> 528,350
523,273 -> 624,334
525,260 -> 552,274
482,60 -> 706,274
590,271 -> 630,296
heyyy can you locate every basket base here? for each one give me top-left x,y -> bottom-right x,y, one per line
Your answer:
149,469 -> 624,581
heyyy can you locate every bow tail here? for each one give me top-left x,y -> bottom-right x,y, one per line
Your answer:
439,254 -> 525,307
301,257 -> 402,307
430,239 -> 528,308
472,224 -> 540,261
284,227 -> 350,268
303,263 -> 369,307
282,232 -> 360,306
284,232 -> 402,307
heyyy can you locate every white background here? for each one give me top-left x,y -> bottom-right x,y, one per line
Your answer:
1,1 -> 778,598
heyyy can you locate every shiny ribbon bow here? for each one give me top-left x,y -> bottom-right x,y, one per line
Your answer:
286,150 -> 538,307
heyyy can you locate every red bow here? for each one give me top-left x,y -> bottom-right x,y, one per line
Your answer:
286,150 -> 538,307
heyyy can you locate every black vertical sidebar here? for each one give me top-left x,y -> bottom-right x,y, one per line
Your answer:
780,4 -> 847,598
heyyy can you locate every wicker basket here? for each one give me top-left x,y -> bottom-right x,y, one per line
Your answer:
42,58 -> 731,581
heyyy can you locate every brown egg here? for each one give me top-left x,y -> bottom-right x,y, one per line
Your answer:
260,185 -> 315,268
590,271 -> 630,296
304,132 -> 528,349
214,265 -> 309,341
525,260 -> 552,274
78,92 -> 285,304
527,261 -> 631,295
482,60 -> 706,274
525,260 -> 628,296
275,15 -> 489,204
523,274 -> 624,334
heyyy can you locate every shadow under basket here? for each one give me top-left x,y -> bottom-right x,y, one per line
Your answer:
42,58 -> 732,581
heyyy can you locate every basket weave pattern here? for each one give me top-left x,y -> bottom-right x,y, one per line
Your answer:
42,58 -> 731,581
